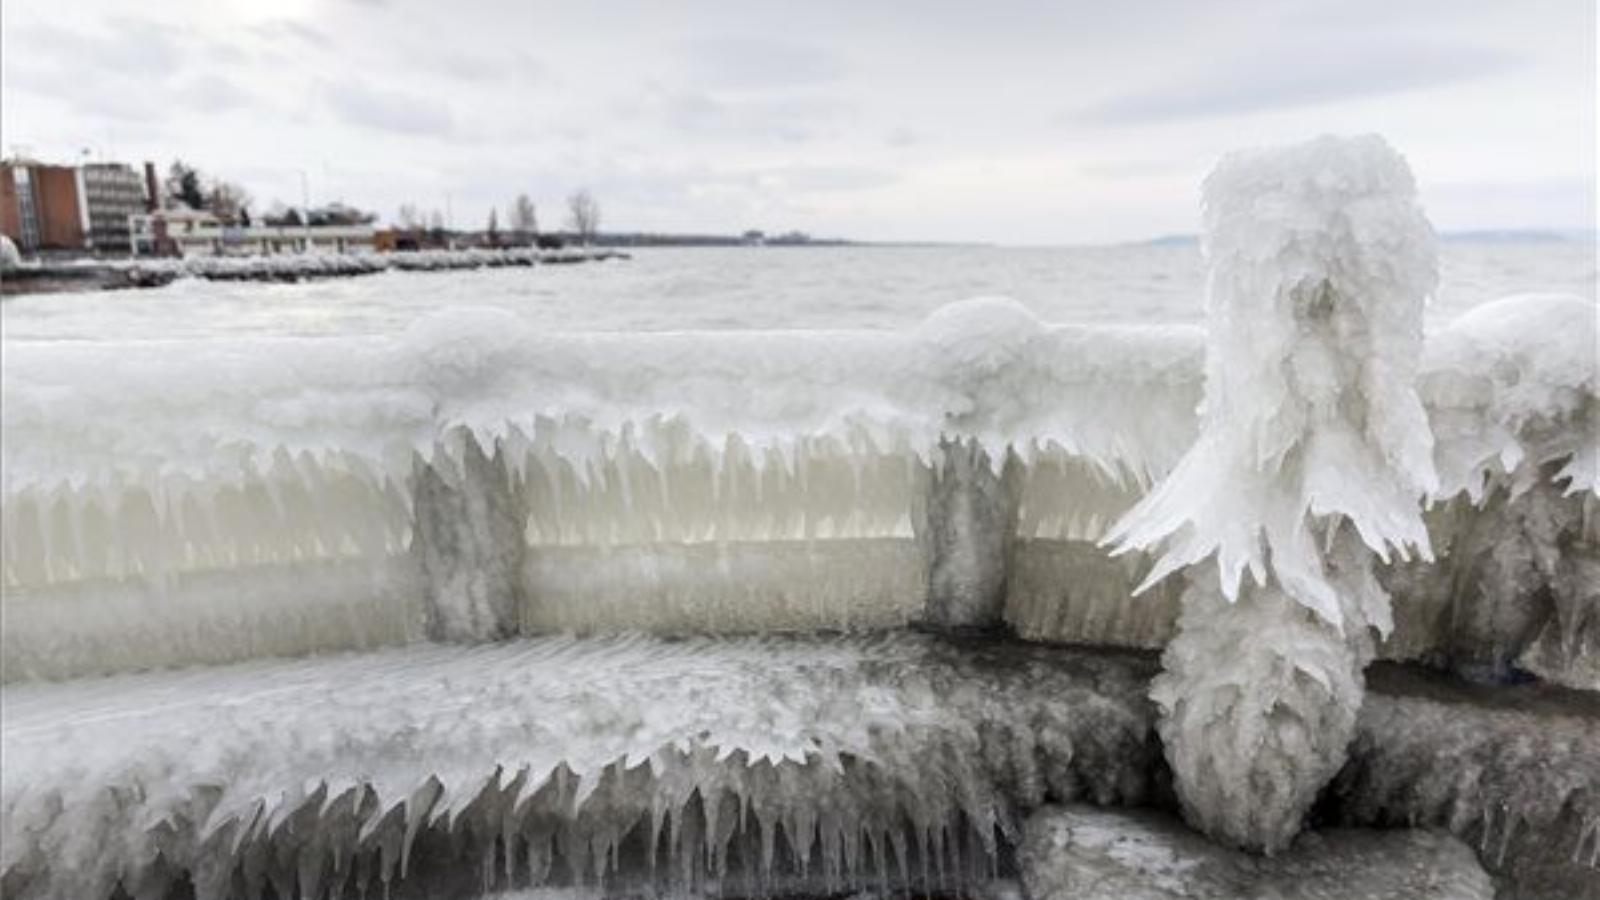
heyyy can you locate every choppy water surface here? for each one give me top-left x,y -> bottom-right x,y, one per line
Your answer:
2,240 -> 1593,342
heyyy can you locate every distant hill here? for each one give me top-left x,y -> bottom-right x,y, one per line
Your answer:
1142,234 -> 1199,247
1138,230 -> 1589,247
1437,229 -> 1582,244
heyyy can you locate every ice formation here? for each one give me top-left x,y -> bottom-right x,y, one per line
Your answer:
1,300 -> 1207,677
4,632 -> 1588,899
2,134 -> 1595,897
1343,665 -> 1600,898
1387,293 -> 1600,686
1108,134 -> 1439,853
1019,805 -> 1494,899
0,634 -> 1164,899
1,291 -> 1591,681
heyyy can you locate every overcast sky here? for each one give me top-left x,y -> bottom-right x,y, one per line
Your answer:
2,0 -> 1593,243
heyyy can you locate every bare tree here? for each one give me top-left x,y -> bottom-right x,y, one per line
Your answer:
206,180 -> 253,224
397,204 -> 422,230
565,189 -> 600,246
509,194 -> 537,241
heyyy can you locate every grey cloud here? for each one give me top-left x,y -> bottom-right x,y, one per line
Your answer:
5,62 -> 161,122
1080,159 -> 1189,180
629,87 -> 851,144
323,80 -> 454,135
251,20 -> 333,50
885,126 -> 922,147
755,164 -> 898,192
183,76 -> 257,113
423,50 -> 546,84
680,35 -> 842,88
5,19 -> 186,122
22,18 -> 186,78
1075,37 -> 1521,124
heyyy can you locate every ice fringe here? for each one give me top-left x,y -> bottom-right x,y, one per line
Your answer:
0,634 -> 1164,900
1108,134 -> 1438,853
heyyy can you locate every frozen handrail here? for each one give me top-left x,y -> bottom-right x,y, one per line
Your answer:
1,146 -> 1594,685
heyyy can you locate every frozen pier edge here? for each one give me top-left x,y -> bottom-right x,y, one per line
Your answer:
3,635 -> 1594,898
1,135 -> 1595,898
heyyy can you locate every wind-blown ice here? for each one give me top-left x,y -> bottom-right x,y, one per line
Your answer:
1107,134 -> 1440,854
1,300 -> 1205,677
3,292 -> 1594,681
1424,294 -> 1598,502
1108,134 -> 1438,624
0,633 -> 1163,900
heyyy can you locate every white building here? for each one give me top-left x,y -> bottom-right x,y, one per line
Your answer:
131,209 -> 377,257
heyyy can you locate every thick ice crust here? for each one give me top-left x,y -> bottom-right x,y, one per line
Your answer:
1020,805 -> 1494,900
1153,580 -> 1365,854
1110,134 -> 1438,627
0,634 -> 1162,900
5,635 -> 1587,899
1341,665 -> 1600,899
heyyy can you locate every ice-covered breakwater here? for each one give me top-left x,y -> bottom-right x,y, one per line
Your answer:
2,634 -> 1593,899
2,134 -> 1596,899
0,247 -> 628,295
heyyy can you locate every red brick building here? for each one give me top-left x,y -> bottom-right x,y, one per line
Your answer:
1,162 -> 87,252
1,159 -> 147,254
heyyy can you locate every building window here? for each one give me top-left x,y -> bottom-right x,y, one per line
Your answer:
13,168 -> 40,251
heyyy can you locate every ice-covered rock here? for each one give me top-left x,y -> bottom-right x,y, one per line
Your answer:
1019,805 -> 1494,900
1340,664 -> 1600,899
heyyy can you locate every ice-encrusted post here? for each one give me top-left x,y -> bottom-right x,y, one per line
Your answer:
923,436 -> 1015,629
1108,135 -> 1439,853
412,428 -> 526,641
916,298 -> 1040,630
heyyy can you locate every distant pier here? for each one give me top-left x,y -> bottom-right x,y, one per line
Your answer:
0,247 -> 630,296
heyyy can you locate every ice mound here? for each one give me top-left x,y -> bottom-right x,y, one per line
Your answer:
0,633 -> 1163,900
1019,805 -> 1494,900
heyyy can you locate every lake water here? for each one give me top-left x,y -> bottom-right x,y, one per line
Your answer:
2,241 -> 1594,342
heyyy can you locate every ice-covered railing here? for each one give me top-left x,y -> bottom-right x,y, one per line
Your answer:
0,300 -> 1206,677
1,136 -> 1593,688
3,296 -> 1591,680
